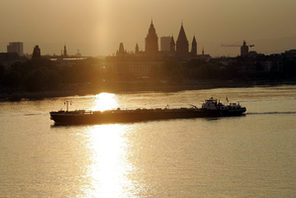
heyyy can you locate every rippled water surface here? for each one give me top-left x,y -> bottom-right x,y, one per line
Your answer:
0,86 -> 296,197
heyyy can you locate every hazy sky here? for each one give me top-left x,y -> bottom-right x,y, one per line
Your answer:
1,0 -> 296,56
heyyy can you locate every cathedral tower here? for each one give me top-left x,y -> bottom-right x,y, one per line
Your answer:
176,23 -> 189,56
116,42 -> 125,56
191,36 -> 197,56
145,20 -> 159,54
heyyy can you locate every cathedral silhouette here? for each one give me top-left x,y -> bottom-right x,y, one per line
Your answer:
117,21 -> 197,58
145,21 -> 197,57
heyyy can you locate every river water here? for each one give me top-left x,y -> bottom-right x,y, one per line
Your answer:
0,86 -> 296,197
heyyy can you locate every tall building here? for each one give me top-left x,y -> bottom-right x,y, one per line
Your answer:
176,23 -> 189,56
63,45 -> 68,57
32,45 -> 41,59
160,36 -> 171,52
7,42 -> 23,56
241,41 -> 249,57
145,21 -> 158,54
191,36 -> 197,56
135,43 -> 139,54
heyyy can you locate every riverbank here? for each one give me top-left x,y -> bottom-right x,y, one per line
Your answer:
1,80 -> 296,102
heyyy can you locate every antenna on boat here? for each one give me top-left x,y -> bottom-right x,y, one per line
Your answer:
64,100 -> 72,112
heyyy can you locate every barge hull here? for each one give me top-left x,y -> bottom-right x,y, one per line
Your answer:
50,109 -> 246,125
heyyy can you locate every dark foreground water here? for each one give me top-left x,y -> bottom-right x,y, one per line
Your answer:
0,86 -> 296,197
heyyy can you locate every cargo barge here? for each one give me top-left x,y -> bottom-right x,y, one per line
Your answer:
50,97 -> 246,125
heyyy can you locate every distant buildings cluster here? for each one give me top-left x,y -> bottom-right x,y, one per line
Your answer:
109,21 -> 212,77
0,40 -> 87,68
116,21 -> 200,58
1,42 -> 39,59
1,20 -> 296,82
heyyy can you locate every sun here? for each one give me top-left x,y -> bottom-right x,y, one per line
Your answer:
92,92 -> 119,111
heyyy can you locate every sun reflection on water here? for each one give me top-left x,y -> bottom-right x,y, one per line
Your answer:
92,92 -> 118,112
85,124 -> 134,197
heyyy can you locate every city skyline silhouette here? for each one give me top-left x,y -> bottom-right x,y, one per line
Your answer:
0,0 -> 296,56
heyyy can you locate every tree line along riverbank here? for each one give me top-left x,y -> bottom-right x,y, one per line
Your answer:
1,56 -> 296,101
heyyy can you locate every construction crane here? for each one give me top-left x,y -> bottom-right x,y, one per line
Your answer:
221,40 -> 255,57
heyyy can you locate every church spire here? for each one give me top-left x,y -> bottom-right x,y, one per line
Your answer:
145,20 -> 159,54
176,23 -> 189,56
191,36 -> 197,56
117,42 -> 125,56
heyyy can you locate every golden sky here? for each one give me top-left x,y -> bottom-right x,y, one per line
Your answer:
0,0 -> 296,56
